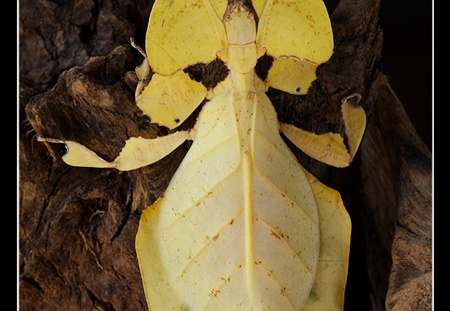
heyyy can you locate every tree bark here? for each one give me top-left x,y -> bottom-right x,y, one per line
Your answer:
19,0 -> 431,310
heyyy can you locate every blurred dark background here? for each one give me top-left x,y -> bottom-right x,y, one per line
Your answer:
378,0 -> 432,150
325,0 -> 433,150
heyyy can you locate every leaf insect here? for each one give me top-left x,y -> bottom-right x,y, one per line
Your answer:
39,0 -> 366,310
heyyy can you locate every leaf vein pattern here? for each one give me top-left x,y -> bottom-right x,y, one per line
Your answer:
165,163 -> 241,230
203,261 -> 247,309
255,263 -> 296,309
256,217 -> 311,272
253,165 -> 315,224
254,131 -> 298,168
182,134 -> 238,167
190,104 -> 230,142
174,209 -> 244,281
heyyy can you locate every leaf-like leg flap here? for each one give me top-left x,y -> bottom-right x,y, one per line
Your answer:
267,57 -> 319,95
255,0 -> 333,64
38,131 -> 190,171
341,94 -> 366,158
36,138 -> 115,168
137,70 -> 207,130
113,132 -> 191,171
280,124 -> 352,168
303,173 -> 351,311
146,0 -> 227,75
62,140 -> 117,168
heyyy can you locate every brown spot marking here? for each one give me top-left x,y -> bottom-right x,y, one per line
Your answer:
270,230 -> 283,240
209,288 -> 221,297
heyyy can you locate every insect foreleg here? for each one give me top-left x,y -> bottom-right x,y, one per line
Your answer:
38,131 -> 191,171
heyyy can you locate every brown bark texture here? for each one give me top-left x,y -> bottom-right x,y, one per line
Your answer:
19,0 -> 432,310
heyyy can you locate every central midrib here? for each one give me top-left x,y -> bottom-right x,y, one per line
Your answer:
230,72 -> 259,304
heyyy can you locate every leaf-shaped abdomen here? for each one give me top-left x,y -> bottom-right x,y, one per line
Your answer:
136,89 -> 320,311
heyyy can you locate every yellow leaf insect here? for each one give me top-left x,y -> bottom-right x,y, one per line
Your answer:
39,0 -> 366,310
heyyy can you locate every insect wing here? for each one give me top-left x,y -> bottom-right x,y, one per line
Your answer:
145,0 -> 227,75
255,0 -> 333,64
